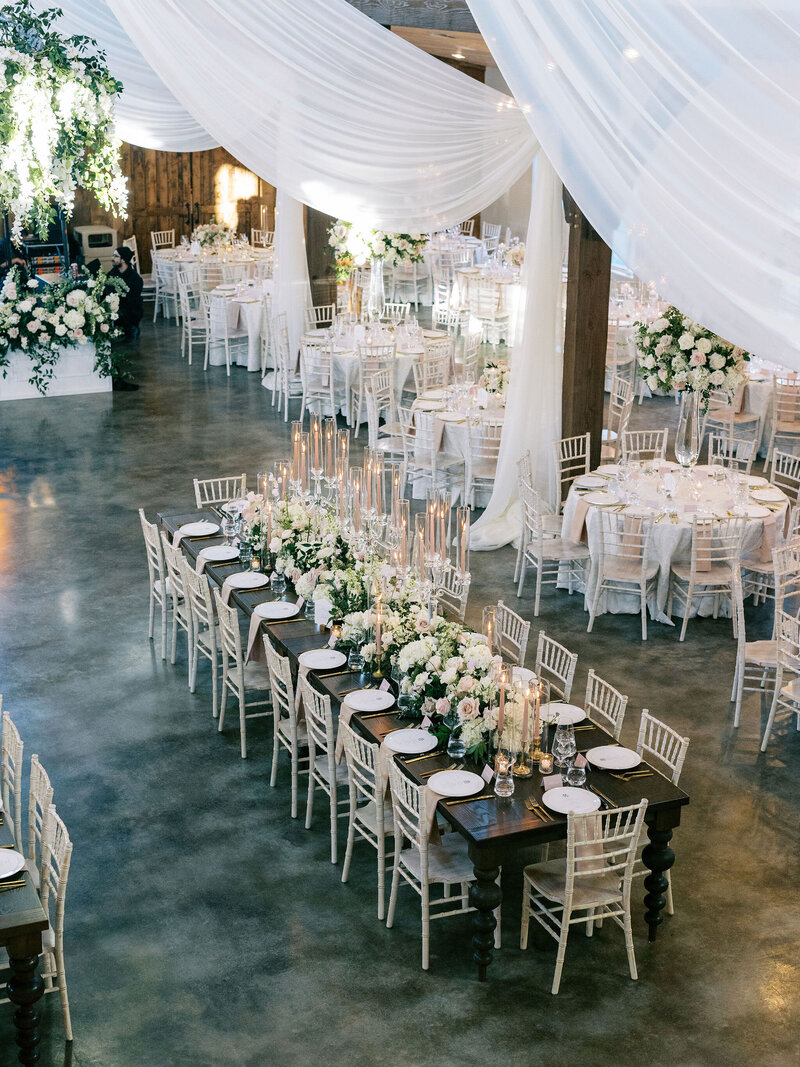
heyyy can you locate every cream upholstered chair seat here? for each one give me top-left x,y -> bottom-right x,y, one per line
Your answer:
523,857 -> 623,909
197,624 -> 222,650
603,557 -> 659,582
276,717 -> 308,745
313,753 -> 350,786
241,660 -> 271,690
744,640 -> 777,665
397,834 -> 475,884
669,560 -> 735,584
350,799 -> 396,839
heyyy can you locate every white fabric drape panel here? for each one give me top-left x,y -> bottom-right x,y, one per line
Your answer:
109,0 -> 536,230
468,1 -> 800,366
39,1 -> 216,150
471,155 -> 565,551
273,192 -> 312,373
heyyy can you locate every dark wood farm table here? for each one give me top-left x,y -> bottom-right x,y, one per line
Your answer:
160,508 -> 690,981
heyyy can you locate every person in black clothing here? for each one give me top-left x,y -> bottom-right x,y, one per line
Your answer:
109,246 -> 143,339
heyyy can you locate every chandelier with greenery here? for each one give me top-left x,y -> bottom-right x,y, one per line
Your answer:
0,1 -> 128,242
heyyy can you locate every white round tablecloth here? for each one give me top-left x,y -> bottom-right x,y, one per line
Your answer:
208,282 -> 272,372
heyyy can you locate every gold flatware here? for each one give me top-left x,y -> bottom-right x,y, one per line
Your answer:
445,793 -> 494,806
359,710 -> 399,720
0,843 -> 14,849
402,752 -> 441,764
0,879 -> 26,891
421,764 -> 457,779
315,669 -> 354,678
573,724 -> 594,731
526,799 -> 553,821
187,533 -> 222,541
610,770 -> 653,781
588,784 -> 615,806
266,616 -> 305,624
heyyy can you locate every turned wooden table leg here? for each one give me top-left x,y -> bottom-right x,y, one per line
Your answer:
6,934 -> 44,1065
468,845 -> 503,981
642,824 -> 675,942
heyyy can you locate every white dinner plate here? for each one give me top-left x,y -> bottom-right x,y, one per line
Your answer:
749,477 -> 770,488
178,521 -> 219,538
752,488 -> 785,503
254,601 -> 299,620
383,728 -> 438,754
583,491 -> 620,507
222,498 -> 248,515
426,770 -> 484,797
420,388 -> 446,400
512,666 -> 536,686
0,849 -> 25,879
345,689 -> 396,712
225,572 -> 270,590
574,475 -> 607,489
741,504 -> 773,519
595,464 -> 619,474
198,545 -> 238,562
298,648 -> 347,670
437,412 -> 467,423
542,787 -> 601,815
542,702 -> 586,726
216,284 -> 237,292
415,400 -> 445,411
586,745 -> 641,770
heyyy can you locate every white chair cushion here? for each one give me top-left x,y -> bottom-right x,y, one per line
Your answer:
354,799 -> 396,837
745,640 -> 777,666
604,558 -> 659,581
539,538 -> 591,562
670,561 -> 734,584
277,718 -> 308,744
198,625 -> 222,650
242,661 -> 270,690
524,857 -> 622,908
399,834 -> 474,884
313,753 -> 350,785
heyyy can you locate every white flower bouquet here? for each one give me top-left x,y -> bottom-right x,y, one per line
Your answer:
633,306 -> 749,409
328,219 -> 428,281
191,222 -> 236,248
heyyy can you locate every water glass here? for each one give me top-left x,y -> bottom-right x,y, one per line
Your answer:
446,725 -> 467,760
238,541 -> 253,567
270,569 -> 286,594
347,645 -> 365,672
566,762 -> 587,788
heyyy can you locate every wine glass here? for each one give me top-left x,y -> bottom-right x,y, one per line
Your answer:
552,724 -> 576,776
221,514 -> 236,547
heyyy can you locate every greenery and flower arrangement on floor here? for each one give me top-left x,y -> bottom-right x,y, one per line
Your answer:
633,306 -> 749,409
191,222 -> 236,248
482,360 -> 510,402
245,491 -> 505,761
0,266 -> 125,393
328,220 -> 428,281
0,0 -> 127,241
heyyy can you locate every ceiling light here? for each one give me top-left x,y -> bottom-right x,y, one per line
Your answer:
452,52 -> 465,59
623,46 -> 639,59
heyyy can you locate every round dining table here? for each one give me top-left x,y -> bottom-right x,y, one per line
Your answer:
209,281 -> 272,371
560,461 -> 789,623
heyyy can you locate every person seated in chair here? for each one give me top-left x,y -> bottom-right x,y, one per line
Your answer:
109,246 -> 143,340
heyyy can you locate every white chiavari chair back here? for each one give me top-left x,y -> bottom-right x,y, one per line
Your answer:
304,303 -> 336,331
554,432 -> 591,508
264,637 -> 307,818
433,567 -> 471,622
494,600 -> 530,666
769,449 -> 800,504
300,336 -> 337,420
766,377 -> 800,462
193,474 -> 246,508
139,507 -> 173,660
760,608 -> 800,751
668,516 -> 746,641
300,674 -> 348,863
26,754 -> 54,890
251,228 -> 274,247
622,427 -> 668,462
535,632 -> 578,702
584,670 -> 628,740
150,229 -> 174,250
160,532 -> 193,668
1,710 -> 23,847
707,434 -> 756,474
180,559 -> 220,714
213,590 -> 271,758
588,510 -> 658,641
37,804 -> 74,1040
465,417 -> 503,508
636,709 -> 690,784
352,342 -> 396,432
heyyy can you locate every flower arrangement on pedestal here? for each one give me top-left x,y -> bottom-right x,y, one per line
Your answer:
191,222 -> 236,248
327,220 -> 428,281
0,266 -> 124,392
633,306 -> 749,409
0,1 -> 127,241
498,238 -> 525,269
482,360 -> 510,401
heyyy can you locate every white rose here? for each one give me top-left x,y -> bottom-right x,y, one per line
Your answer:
55,324 -> 67,336
643,355 -> 655,369
26,320 -> 39,333
678,333 -> 695,350
8,327 -> 18,338
657,367 -> 669,381
647,375 -> 659,390
709,354 -> 726,370
66,290 -> 84,307
709,370 -> 725,386
26,279 -> 38,289
100,323 -> 109,333
695,337 -> 712,353
652,317 -> 669,332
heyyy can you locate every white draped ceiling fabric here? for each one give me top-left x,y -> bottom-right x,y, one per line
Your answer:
468,0 -> 800,367
109,0 -> 535,231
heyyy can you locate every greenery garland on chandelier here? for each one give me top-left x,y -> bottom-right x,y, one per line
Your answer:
0,0 -> 128,242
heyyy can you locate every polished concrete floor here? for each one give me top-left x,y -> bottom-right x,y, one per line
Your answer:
1,323 -> 799,1067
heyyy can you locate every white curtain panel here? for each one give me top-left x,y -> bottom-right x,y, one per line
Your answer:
109,0 -> 536,230
468,0 -> 800,365
273,191 -> 312,375
471,154 -> 566,551
38,1 -> 215,150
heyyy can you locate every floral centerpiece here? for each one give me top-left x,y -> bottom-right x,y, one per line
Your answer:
482,360 -> 510,401
0,1 -> 127,241
633,306 -> 749,409
499,238 -> 525,269
0,266 -> 124,392
327,220 -> 428,281
191,222 -> 235,248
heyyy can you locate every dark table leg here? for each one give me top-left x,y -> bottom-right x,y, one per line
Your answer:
6,934 -> 44,1065
642,823 -> 675,942
468,845 -> 503,981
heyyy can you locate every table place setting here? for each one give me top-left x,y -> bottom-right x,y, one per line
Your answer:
221,569 -> 270,604
0,847 -> 26,892
173,520 -> 220,547
195,544 -> 238,573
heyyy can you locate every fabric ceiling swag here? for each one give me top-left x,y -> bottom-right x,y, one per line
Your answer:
108,0 -> 536,230
33,0 -> 216,151
467,0 -> 800,365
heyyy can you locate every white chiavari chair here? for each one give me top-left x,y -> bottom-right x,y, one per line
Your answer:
588,511 -> 658,641
535,632 -> 578,702
464,417 -> 503,508
180,559 -> 222,718
433,567 -> 471,623
264,637 -> 307,819
152,255 -> 180,323
1,711 -> 23,847
0,805 -> 74,1039
340,719 -> 395,920
765,376 -> 800,463
621,427 -> 668,463
383,301 -> 410,322
769,449 -> 800,504
520,800 -> 648,994
668,516 -> 746,642
352,342 -> 396,433
251,228 -> 274,247
554,433 -> 591,511
390,259 -> 429,307
584,670 -> 628,740
300,336 -> 341,422
759,608 -> 800,751
517,479 -> 590,615
398,407 -> 465,500
460,329 -> 482,381
601,376 -> 634,462
24,754 -> 53,890
480,220 -> 502,256
122,235 -> 155,301
707,434 -> 756,475
150,228 -> 174,251
201,291 -> 248,376
702,388 -> 762,452
213,591 -> 271,758
430,273 -> 461,334
160,533 -> 193,669
300,674 -> 349,863
365,371 -> 403,463
176,270 -> 206,364
139,508 -> 177,661
386,761 -> 500,970
193,474 -> 246,508
469,282 -> 510,349
632,710 -> 690,914
493,600 -> 531,666
458,219 -> 475,237
304,303 -> 336,331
